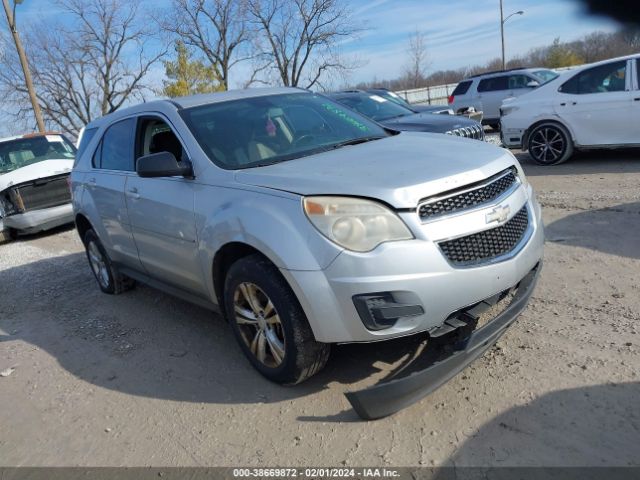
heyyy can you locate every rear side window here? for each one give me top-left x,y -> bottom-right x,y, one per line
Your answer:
94,118 -> 135,171
452,81 -> 472,96
76,127 -> 98,163
477,76 -> 509,92
560,60 -> 627,95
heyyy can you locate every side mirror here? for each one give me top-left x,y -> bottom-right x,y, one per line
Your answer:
136,152 -> 193,178
526,80 -> 540,88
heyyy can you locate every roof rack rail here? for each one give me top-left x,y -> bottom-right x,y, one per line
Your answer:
468,67 -> 528,78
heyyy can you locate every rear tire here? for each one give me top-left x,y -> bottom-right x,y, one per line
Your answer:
83,229 -> 135,294
527,122 -> 574,165
223,254 -> 330,385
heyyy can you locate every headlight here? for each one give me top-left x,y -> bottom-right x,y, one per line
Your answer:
303,196 -> 413,252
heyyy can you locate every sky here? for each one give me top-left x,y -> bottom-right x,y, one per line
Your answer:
0,0 -> 620,136
9,0 -> 619,87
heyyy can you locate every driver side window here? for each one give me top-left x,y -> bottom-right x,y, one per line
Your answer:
136,117 -> 185,165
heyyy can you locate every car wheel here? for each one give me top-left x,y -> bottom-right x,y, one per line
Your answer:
83,229 -> 135,294
224,254 -> 330,385
527,123 -> 574,165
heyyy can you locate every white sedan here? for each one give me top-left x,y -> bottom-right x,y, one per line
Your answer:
500,54 -> 640,165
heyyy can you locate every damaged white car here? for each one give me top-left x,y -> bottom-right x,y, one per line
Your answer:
0,133 -> 76,242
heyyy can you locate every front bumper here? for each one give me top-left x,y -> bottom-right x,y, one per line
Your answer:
281,188 -> 544,343
346,261 -> 541,419
2,203 -> 74,234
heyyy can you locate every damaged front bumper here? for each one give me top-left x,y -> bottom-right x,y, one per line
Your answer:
345,262 -> 541,420
2,203 -> 74,234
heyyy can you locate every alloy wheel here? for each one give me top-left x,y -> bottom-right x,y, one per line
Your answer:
530,127 -> 566,164
233,282 -> 286,368
87,240 -> 110,289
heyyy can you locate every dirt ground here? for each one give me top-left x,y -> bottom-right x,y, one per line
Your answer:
1,149 -> 639,467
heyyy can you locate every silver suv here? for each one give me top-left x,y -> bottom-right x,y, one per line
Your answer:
449,68 -> 559,127
71,88 -> 544,419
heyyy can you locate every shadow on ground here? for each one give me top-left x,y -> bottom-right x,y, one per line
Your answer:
516,149 -> 640,177
0,252 -> 456,413
436,382 -> 640,470
545,202 -> 640,260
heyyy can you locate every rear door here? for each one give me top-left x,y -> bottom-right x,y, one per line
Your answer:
555,59 -> 634,146
476,75 -> 509,121
125,115 -> 205,296
86,118 -> 142,269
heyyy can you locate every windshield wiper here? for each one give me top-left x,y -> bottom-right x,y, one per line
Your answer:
330,136 -> 386,150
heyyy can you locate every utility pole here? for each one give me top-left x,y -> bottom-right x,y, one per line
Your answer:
500,0 -> 505,70
500,0 -> 524,71
2,0 -> 46,133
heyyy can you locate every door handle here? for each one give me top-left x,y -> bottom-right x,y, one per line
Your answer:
126,187 -> 140,200
634,98 -> 640,101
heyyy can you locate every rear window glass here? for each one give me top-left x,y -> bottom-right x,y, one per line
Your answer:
76,127 -> 98,164
96,118 -> 135,171
477,76 -> 509,92
560,60 -> 627,95
452,81 -> 472,96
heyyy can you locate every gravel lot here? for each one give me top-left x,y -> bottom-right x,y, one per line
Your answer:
1,149 -> 639,467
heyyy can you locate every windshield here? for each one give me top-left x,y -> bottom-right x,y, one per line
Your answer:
532,69 -> 560,84
333,93 -> 414,122
180,93 -> 390,170
0,135 -> 76,174
373,91 -> 412,108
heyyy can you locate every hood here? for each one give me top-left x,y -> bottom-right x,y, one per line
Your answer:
0,159 -> 74,192
235,132 -> 516,209
380,112 -> 479,133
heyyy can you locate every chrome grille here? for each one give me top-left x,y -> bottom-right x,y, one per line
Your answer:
418,167 -> 518,220
438,206 -> 529,266
11,174 -> 71,212
447,124 -> 484,141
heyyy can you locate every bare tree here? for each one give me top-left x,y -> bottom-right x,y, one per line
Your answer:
247,0 -> 361,89
0,0 -> 165,136
160,0 -> 252,90
403,30 -> 430,89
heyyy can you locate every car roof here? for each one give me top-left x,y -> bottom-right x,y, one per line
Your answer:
84,87 -> 308,130
462,54 -> 639,82
0,131 -> 66,144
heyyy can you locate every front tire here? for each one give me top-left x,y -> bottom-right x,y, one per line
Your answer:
527,122 -> 574,165
83,229 -> 135,294
224,254 -> 330,385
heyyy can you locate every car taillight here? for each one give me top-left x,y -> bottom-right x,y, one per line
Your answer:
448,95 -> 454,104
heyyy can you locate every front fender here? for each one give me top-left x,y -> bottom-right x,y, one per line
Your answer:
194,187 -> 342,301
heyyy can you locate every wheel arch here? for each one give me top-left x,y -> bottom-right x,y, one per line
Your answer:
74,213 -> 94,244
211,242 -> 271,313
523,118 -> 575,151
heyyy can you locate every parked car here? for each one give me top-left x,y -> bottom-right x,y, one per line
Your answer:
448,68 -> 560,127
71,88 -> 543,419
0,132 -> 76,242
366,88 -> 455,115
327,90 -> 485,141
501,54 -> 640,165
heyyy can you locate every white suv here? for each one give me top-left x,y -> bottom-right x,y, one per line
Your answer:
448,68 -> 559,127
501,55 -> 640,165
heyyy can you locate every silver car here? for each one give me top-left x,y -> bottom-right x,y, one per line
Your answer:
71,87 -> 544,419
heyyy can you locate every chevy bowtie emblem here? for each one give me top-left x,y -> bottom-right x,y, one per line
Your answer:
486,205 -> 511,224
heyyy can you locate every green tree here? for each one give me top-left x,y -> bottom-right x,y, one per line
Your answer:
545,38 -> 583,68
162,41 -> 224,97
